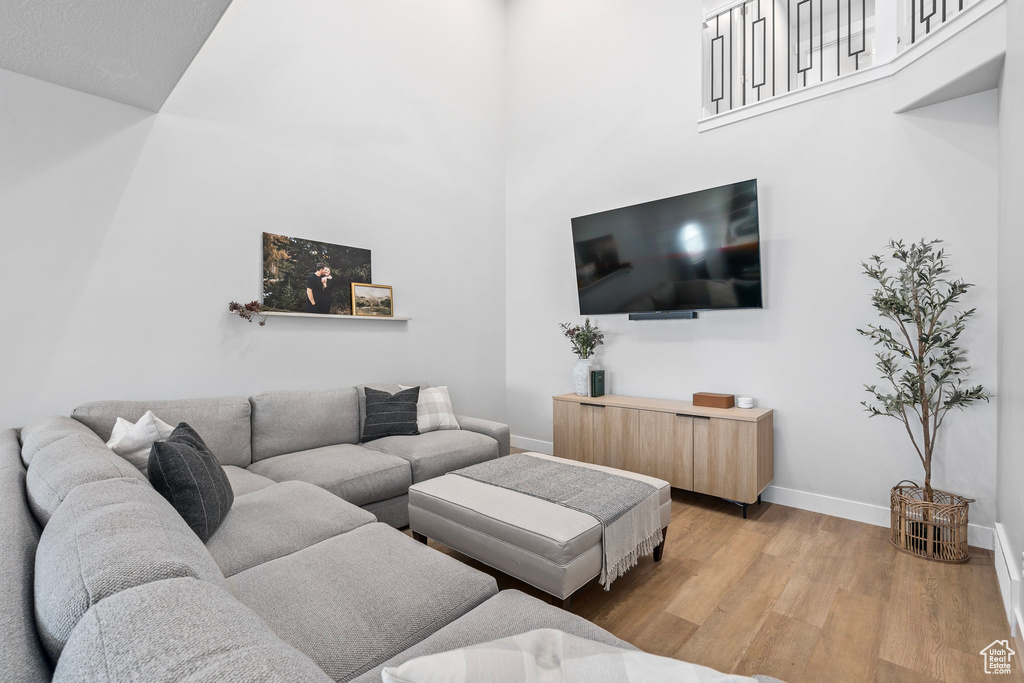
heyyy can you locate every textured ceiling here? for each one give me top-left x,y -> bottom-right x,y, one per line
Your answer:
0,0 -> 233,112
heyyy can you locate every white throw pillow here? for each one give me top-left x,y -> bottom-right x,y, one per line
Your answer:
105,410 -> 174,475
399,385 -> 460,433
380,628 -> 759,683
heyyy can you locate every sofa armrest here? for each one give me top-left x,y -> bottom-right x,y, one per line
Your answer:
454,416 -> 510,457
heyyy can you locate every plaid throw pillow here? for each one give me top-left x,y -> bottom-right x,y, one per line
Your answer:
361,387 -> 420,442
400,385 -> 461,433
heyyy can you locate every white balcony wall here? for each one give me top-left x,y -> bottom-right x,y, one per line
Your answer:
704,0 -> 877,117
898,0 -> 978,53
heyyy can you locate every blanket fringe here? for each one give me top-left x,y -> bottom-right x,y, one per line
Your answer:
599,526 -> 664,590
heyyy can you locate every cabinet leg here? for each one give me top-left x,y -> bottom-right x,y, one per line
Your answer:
653,527 -> 668,562
723,497 -> 754,518
412,531 -> 428,544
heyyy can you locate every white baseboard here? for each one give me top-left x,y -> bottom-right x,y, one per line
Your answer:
763,485 -> 994,550
510,435 -> 553,455
994,523 -> 1022,636
506,442 -> 995,551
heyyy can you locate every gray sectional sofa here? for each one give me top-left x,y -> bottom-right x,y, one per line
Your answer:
2,383 -> 636,682
69,382 -> 511,529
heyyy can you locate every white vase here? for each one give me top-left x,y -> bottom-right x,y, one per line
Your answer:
573,358 -> 593,396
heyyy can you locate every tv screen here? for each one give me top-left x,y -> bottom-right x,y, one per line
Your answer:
570,179 -> 762,316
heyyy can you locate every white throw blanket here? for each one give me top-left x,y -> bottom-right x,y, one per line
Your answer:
381,629 -> 762,683
600,489 -> 663,588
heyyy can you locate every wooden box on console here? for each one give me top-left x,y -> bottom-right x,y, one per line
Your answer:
693,392 -> 736,409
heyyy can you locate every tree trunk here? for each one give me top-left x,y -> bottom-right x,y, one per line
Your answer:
923,459 -> 935,558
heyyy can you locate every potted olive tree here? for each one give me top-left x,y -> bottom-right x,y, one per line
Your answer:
858,239 -> 989,562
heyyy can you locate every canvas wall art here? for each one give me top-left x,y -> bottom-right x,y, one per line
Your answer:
262,232 -> 371,315
351,283 -> 393,317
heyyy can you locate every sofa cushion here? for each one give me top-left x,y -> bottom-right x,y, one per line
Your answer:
54,578 -> 332,683
105,410 -> 174,474
19,415 -> 99,468
350,590 -> 634,683
223,464 -> 276,496
227,522 -> 497,682
149,424 -> 234,543
356,382 -> 428,438
2,429 -> 24,470
206,481 -> 376,577
34,477 -> 226,661
72,396 -> 252,468
26,433 -> 149,526
454,414 -> 511,457
363,494 -> 410,529
361,387 -> 420,443
0,429 -> 50,682
364,430 -> 500,483
247,444 -> 411,507
250,387 -> 361,462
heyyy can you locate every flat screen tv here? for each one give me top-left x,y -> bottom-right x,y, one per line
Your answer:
570,179 -> 762,317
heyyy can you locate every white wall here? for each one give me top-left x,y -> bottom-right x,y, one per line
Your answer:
997,0 -> 1024,615
0,0 -> 507,428
1,0 -> 1005,537
505,0 -> 1000,528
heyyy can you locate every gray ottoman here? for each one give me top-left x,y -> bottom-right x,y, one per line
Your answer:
408,452 -> 671,608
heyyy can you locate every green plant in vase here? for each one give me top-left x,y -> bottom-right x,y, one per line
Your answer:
560,318 -> 605,396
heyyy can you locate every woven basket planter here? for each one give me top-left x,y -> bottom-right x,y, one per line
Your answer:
890,481 -> 970,563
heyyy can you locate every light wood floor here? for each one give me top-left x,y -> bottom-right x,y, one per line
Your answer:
409,484 -> 1021,682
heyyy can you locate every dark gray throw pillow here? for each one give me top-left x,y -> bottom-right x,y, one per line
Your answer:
360,386 -> 420,443
148,423 -> 234,543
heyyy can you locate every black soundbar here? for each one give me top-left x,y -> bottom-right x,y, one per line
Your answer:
628,311 -> 699,320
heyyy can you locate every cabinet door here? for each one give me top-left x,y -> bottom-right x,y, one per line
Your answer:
553,400 -> 590,462
693,417 -> 758,503
638,411 -> 693,488
591,406 -> 637,469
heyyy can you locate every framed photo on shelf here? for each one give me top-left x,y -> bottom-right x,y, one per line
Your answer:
351,283 -> 394,317
262,232 -> 371,316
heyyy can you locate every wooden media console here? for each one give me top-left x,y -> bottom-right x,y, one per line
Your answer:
552,393 -> 773,516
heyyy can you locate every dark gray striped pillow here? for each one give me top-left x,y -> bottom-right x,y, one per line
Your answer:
148,423 -> 234,542
360,387 -> 420,443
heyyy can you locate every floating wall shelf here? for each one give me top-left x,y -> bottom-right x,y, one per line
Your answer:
261,311 -> 411,321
